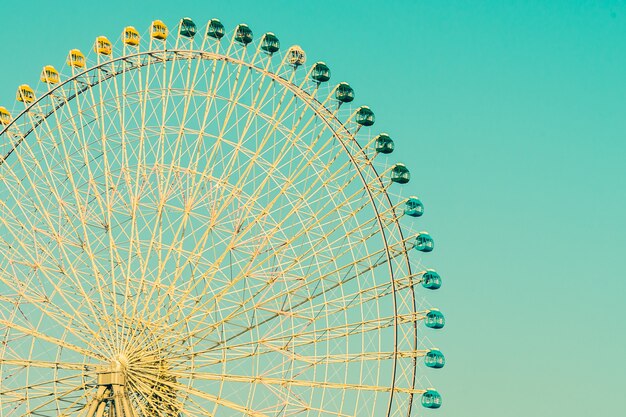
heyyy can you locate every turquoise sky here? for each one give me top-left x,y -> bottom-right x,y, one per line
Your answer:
1,1 -> 625,416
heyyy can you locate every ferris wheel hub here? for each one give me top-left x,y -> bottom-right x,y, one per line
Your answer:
114,353 -> 129,370
97,367 -> 125,386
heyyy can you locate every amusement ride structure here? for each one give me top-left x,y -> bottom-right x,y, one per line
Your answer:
0,17 -> 445,417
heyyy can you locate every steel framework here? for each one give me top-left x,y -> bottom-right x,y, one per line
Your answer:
0,18 -> 443,417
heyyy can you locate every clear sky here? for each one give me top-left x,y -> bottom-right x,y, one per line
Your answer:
1,1 -> 625,416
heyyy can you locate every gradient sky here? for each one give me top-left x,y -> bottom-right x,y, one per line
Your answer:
1,1 -> 625,416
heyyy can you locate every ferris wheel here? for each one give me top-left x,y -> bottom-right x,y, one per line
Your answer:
0,17 -> 445,417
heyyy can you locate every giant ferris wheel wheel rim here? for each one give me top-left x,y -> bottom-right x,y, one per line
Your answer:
0,16 -> 443,417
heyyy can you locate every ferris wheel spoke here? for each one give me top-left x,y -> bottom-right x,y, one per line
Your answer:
190,227 -> 397,336
128,86 -> 219,325
261,216 -> 405,291
289,349 -> 426,364
205,93 -> 323,230
136,79 -> 227,326
192,313 -> 415,362
133,370 -> 273,417
0,358 -> 94,372
207,126 -> 339,244
123,380 -> 156,417
258,377 -> 359,417
178,176 -> 352,324
160,234 -> 394,351
282,401 -> 354,417
222,313 -> 417,350
122,152 -> 364,328
0,205 -> 112,315
25,91 -> 125,352
159,60 -> 212,186
184,59 -> 224,179
176,371 -> 424,396
166,306 -> 405,369
0,318 -> 103,361
131,86 -> 175,322
174,340 -> 425,372
121,221 -> 408,359
124,372 -> 181,416
199,147 -> 367,279
185,395 -> 245,417
200,64 -> 298,203
4,296 -> 104,354
138,99 -> 308,324
229,194 -> 374,285
51,88 -> 122,353
152,91 -> 312,296
210,58 -> 250,148
296,311 -> 424,343
170,396 -> 213,417
123,45 -> 166,332
150,54 -> 200,213
0,223 -> 114,354
242,348 -> 424,368
89,60 -> 134,349
9,383 -> 93,417
217,68 -> 307,186
0,372 -> 87,398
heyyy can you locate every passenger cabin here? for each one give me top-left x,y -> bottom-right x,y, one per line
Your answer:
95,36 -> 112,56
404,196 -> 424,217
425,349 -> 445,369
421,388 -> 442,409
391,163 -> 410,184
335,82 -> 354,103
16,84 -> 35,103
311,62 -> 331,83
415,231 -> 434,252
151,20 -> 168,40
287,45 -> 306,67
207,19 -> 225,39
261,32 -> 280,54
68,49 -> 86,68
40,65 -> 60,84
0,107 -> 12,125
421,270 -> 442,290
374,133 -> 394,154
179,17 -> 197,38
355,106 -> 375,126
425,309 -> 445,329
235,24 -> 253,45
124,26 -> 140,46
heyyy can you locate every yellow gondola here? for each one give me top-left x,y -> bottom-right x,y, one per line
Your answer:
0,106 -> 12,125
40,65 -> 60,84
68,49 -> 86,68
16,84 -> 35,103
95,36 -> 112,55
151,20 -> 168,40
124,26 -> 140,46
